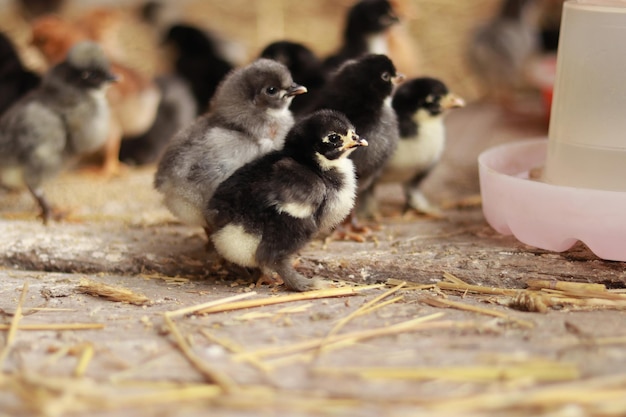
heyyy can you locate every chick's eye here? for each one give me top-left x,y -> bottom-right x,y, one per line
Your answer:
265,86 -> 278,95
81,71 -> 91,80
381,72 -> 391,82
328,134 -> 341,144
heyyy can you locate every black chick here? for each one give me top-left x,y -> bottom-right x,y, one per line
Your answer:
260,41 -> 326,116
119,74 -> 197,165
0,32 -> 40,117
207,110 -> 368,292
323,0 -> 399,73
375,77 -> 465,215
313,54 -> 403,221
163,24 -> 235,114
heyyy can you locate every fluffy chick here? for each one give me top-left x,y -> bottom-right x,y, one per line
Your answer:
313,54 -> 403,220
0,32 -> 40,116
375,77 -> 465,215
323,0 -> 399,73
260,41 -> 326,116
207,110 -> 367,292
0,41 -> 116,223
162,24 -> 235,114
119,74 -> 197,165
467,0 -> 540,103
154,58 -> 307,236
31,15 -> 161,175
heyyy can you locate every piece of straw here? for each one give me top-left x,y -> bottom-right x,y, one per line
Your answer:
163,314 -> 236,393
526,279 -> 607,293
200,329 -> 272,374
311,282 -> 407,361
0,323 -> 105,331
165,292 -> 257,318
195,284 -> 383,315
73,343 -> 95,378
234,313 -> 450,361
317,362 -> 580,383
76,279 -> 151,305
420,295 -> 534,328
0,282 -> 29,368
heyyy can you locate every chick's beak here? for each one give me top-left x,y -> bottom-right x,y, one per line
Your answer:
393,73 -> 405,85
343,132 -> 368,150
441,93 -> 465,109
380,13 -> 400,27
286,84 -> 308,97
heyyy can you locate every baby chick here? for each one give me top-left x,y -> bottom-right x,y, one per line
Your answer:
375,77 -> 465,215
119,74 -> 197,165
467,0 -> 540,104
323,0 -> 399,73
154,58 -> 307,238
207,110 -> 367,292
31,15 -> 161,175
260,40 -> 326,116
313,54 -> 403,222
162,24 -> 235,114
0,41 -> 116,223
0,32 -> 40,116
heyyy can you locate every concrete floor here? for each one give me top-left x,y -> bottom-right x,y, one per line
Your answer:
1,102 -> 626,416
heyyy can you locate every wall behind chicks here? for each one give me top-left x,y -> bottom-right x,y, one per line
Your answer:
0,0 -> 501,102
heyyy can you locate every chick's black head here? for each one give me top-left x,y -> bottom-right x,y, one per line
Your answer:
285,110 -> 366,164
336,54 -> 399,100
56,41 -> 116,89
163,24 -> 216,55
0,32 -> 31,79
244,58 -> 306,110
260,41 -> 321,81
392,77 -> 450,117
346,0 -> 399,38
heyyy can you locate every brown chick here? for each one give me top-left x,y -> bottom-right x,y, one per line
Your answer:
31,15 -> 160,176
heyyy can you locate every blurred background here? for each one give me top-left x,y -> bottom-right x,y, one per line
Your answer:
0,0 -> 563,105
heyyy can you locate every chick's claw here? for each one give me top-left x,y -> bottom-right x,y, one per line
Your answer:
256,273 -> 284,288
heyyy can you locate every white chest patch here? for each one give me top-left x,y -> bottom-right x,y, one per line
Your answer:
266,106 -> 291,119
380,112 -> 446,184
258,138 -> 276,153
366,33 -> 390,55
316,155 -> 358,232
68,89 -> 111,154
211,224 -> 261,268
275,201 -> 315,219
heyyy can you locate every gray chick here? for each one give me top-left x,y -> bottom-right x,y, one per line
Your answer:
0,41 -> 116,224
154,58 -> 307,238
467,0 -> 540,104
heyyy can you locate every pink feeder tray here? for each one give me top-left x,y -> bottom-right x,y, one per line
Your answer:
478,139 -> 626,262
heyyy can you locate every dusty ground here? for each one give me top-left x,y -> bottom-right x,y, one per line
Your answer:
1,102 -> 626,417
1,1 -> 626,415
